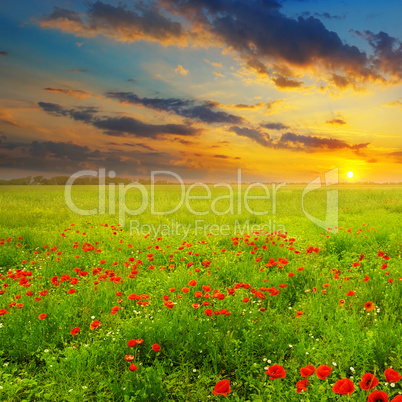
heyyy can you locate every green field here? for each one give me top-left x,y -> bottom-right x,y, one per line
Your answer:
0,184 -> 401,401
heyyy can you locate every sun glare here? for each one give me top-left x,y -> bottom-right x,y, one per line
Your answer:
347,171 -> 354,179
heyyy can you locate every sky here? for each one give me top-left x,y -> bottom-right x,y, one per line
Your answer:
0,0 -> 401,183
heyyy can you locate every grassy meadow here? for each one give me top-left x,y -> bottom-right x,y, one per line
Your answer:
0,184 -> 401,401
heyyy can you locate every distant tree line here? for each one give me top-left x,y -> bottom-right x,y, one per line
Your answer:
0,176 -> 172,185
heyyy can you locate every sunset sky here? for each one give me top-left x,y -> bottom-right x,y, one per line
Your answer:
0,0 -> 401,182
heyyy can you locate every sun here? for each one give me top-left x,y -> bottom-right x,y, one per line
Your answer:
347,171 -> 354,179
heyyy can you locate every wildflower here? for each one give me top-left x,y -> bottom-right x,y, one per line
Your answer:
385,368 -> 401,383
332,378 -> 354,396
300,365 -> 315,377
367,390 -> 388,402
364,302 -> 375,312
90,320 -> 100,330
296,379 -> 308,393
359,373 -> 379,390
39,313 -> 47,320
152,344 -> 161,352
129,363 -> 138,371
124,355 -> 134,362
70,327 -> 80,336
265,365 -> 286,380
212,379 -> 231,397
316,365 -> 332,380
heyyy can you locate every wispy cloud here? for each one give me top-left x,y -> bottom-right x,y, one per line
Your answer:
106,91 -> 244,124
44,88 -> 92,99
38,101 -> 200,138
174,65 -> 188,75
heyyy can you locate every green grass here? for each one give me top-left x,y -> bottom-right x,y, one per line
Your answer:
0,184 -> 401,401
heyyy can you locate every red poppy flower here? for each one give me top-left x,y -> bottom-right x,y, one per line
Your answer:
243,297 -> 250,303
202,285 -> 211,292
316,365 -> 332,379
364,301 -> 375,311
90,320 -> 100,330
359,373 -> 379,390
164,301 -> 175,309
152,344 -> 161,352
332,378 -> 354,396
182,287 -> 190,293
391,395 -> 402,401
67,289 -> 76,294
127,339 -> 137,347
39,313 -> 47,320
300,365 -> 315,377
346,290 -> 356,296
265,364 -> 286,380
296,379 -> 308,393
129,363 -> 138,371
384,368 -> 402,383
188,280 -> 197,287
136,338 -> 143,345
367,390 -> 388,402
212,379 -> 231,397
70,327 -> 80,336
192,303 -> 200,309
125,354 -> 134,362
205,308 -> 213,316
296,311 -> 304,318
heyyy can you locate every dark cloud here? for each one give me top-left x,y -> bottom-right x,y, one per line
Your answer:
0,51 -> 8,57
93,116 -> 199,138
106,91 -> 244,124
228,125 -> 368,151
38,101 -> 199,138
330,73 -> 355,88
38,102 -> 98,123
352,30 -> 402,79
38,102 -> 69,116
278,132 -> 368,150
0,138 -> 183,176
272,75 -> 303,88
40,2 -> 185,45
326,118 -> 347,125
68,69 -> 89,73
260,122 -> 290,130
314,12 -> 344,20
29,141 -> 101,160
213,154 -> 229,159
134,143 -> 156,151
228,126 -> 272,147
127,78 -> 137,83
42,6 -> 82,23
39,1 -> 402,87
161,0 -> 373,81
